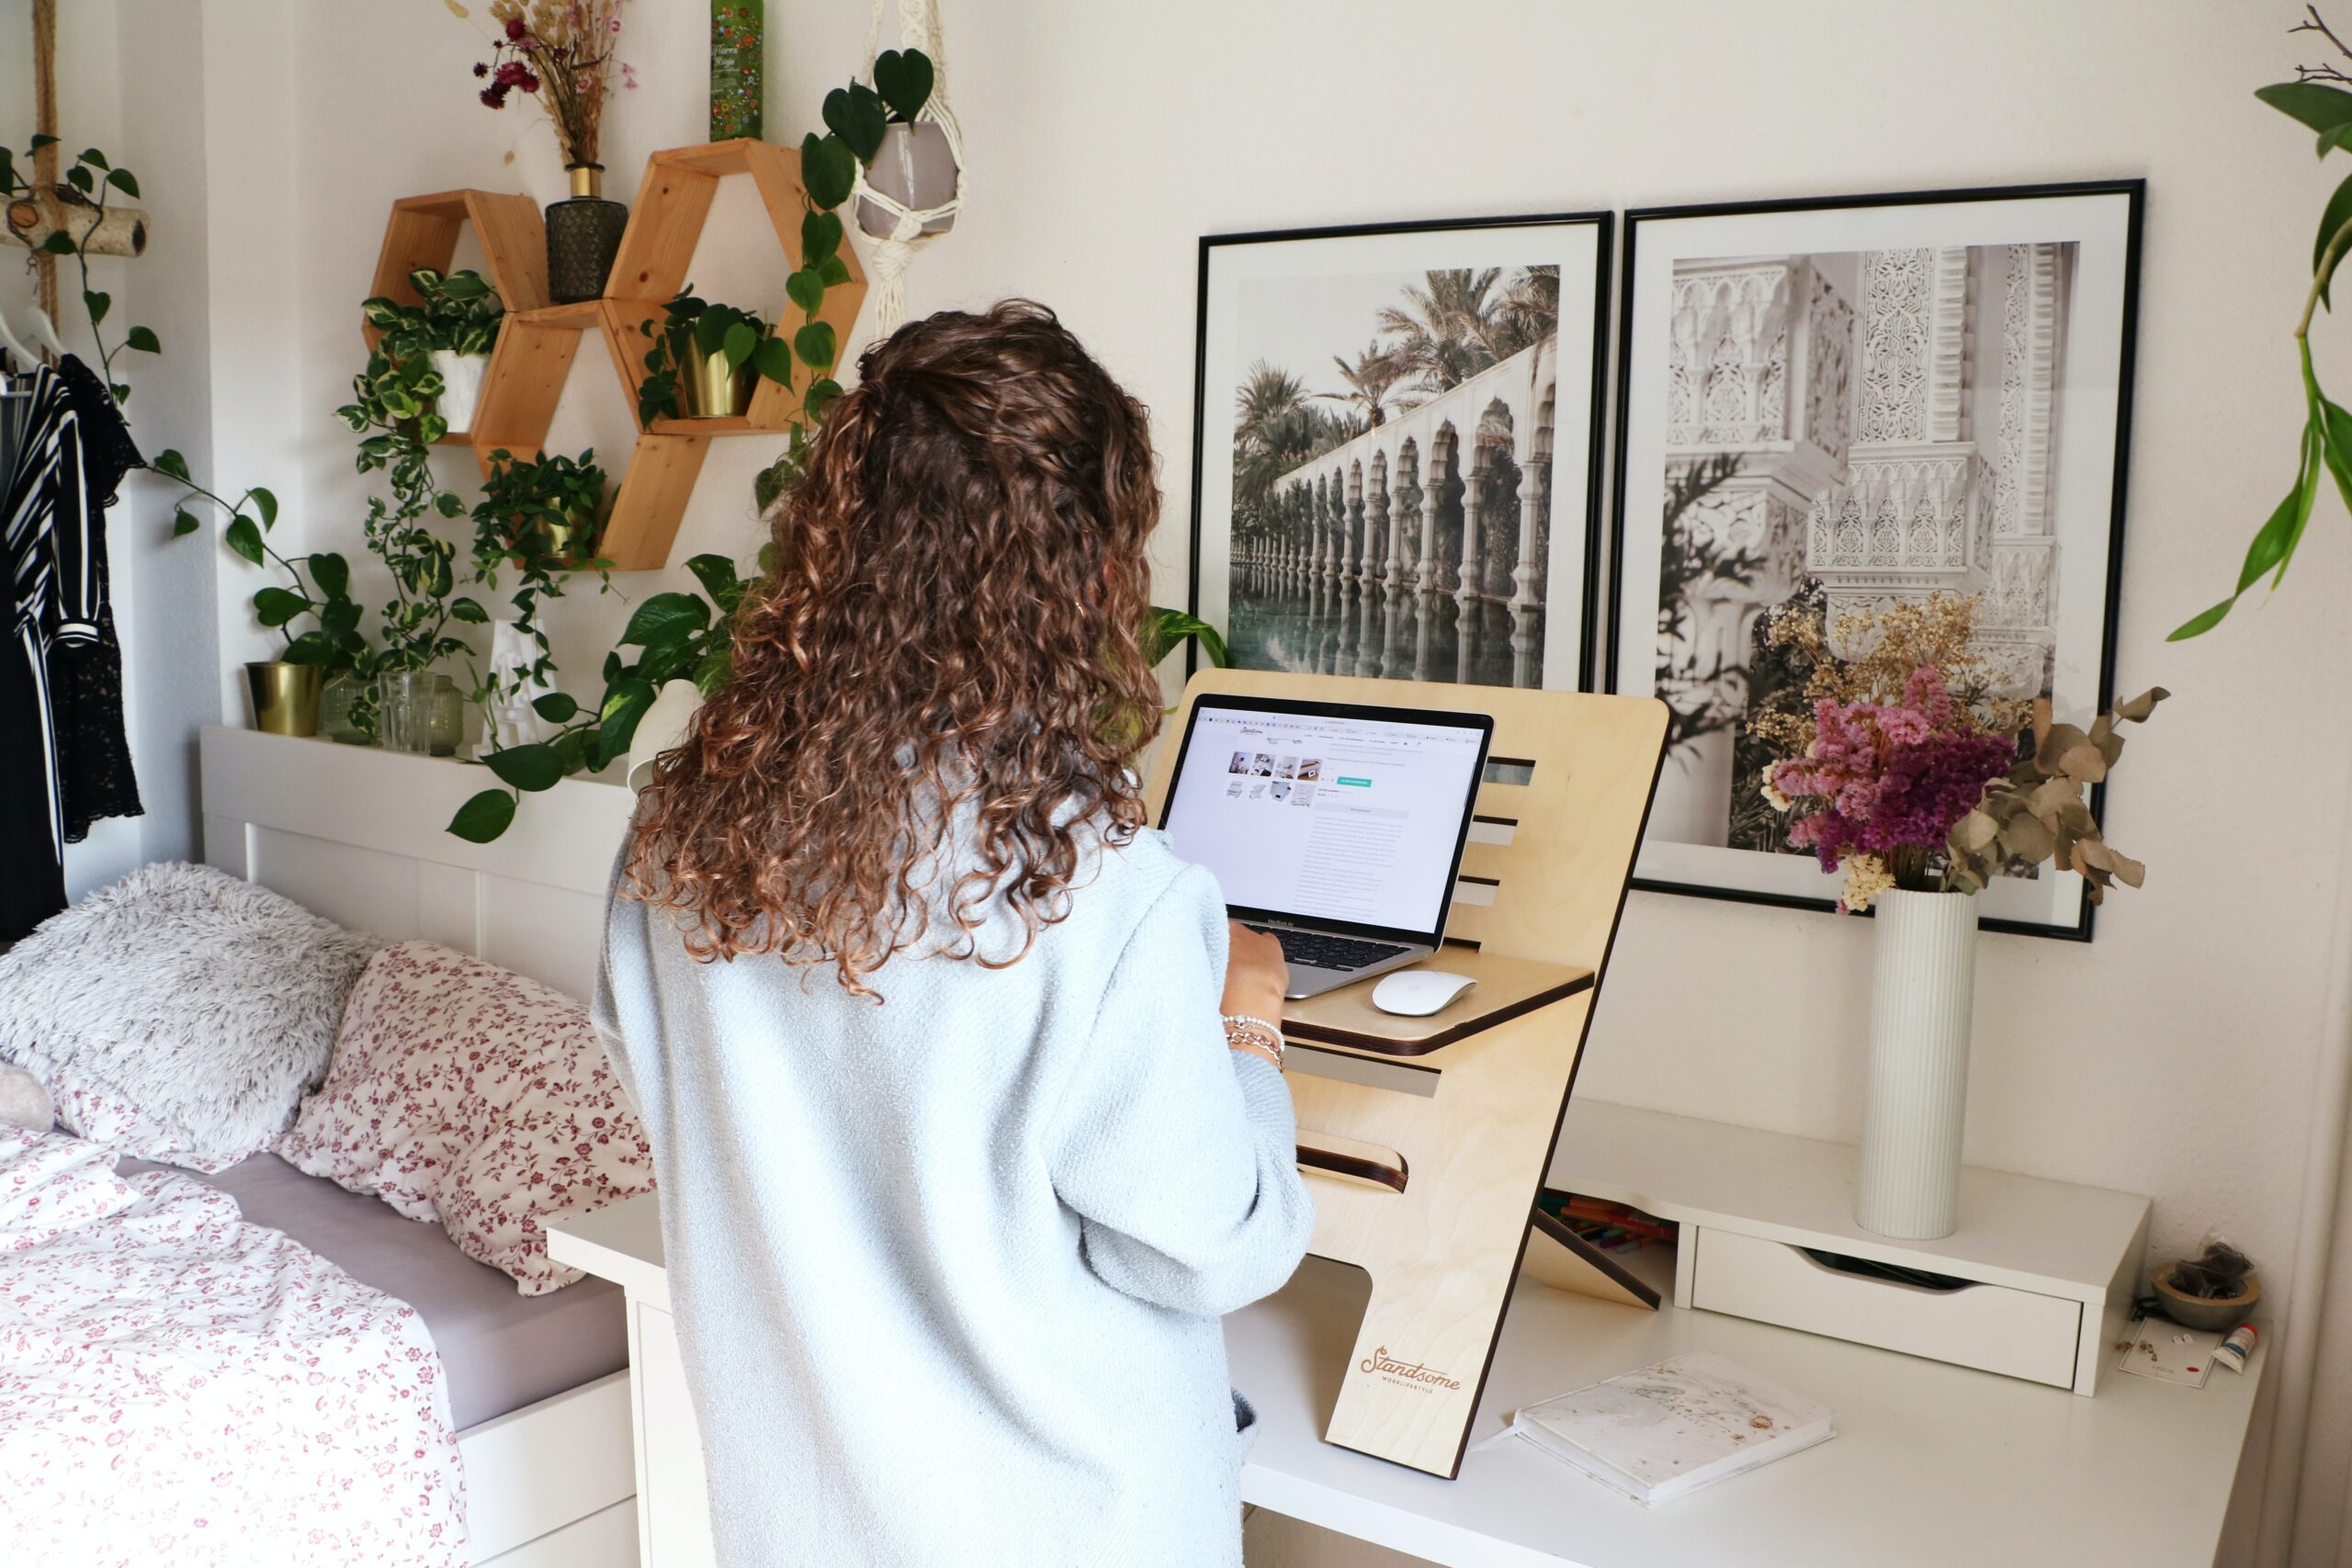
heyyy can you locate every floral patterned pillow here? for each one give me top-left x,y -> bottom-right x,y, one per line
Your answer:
276,941 -> 653,1295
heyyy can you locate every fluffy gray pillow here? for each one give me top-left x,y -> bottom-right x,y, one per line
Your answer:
0,862 -> 381,1169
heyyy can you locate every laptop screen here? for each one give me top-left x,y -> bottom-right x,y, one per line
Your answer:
1159,694 -> 1495,946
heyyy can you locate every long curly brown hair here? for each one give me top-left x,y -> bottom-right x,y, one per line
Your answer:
621,300 -> 1164,994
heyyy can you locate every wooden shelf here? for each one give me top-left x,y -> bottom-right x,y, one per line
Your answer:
363,188 -> 548,352
448,139 -> 869,571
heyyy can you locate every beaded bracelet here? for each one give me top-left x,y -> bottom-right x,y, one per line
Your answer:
1221,1013 -> 1285,1069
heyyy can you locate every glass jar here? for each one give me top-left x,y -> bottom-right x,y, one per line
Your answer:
319,670 -> 375,745
381,671 -> 464,757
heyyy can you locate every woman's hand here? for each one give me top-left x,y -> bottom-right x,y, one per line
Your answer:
1222,922 -> 1289,1024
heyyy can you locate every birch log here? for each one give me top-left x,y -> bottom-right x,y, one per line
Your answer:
4,188 -> 147,257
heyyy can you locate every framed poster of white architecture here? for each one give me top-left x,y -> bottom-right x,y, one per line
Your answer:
1190,213 -> 1611,693
1607,182 -> 2143,939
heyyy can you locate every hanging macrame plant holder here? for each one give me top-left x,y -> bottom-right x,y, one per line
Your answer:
851,0 -> 966,338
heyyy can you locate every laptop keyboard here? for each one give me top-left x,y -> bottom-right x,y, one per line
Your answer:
1248,926 -> 1409,973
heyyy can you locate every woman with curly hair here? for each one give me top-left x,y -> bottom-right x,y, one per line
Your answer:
594,300 -> 1314,1567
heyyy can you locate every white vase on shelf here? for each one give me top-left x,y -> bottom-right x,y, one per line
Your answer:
1854,888 -> 1979,1241
430,348 -> 489,435
484,620 -> 557,751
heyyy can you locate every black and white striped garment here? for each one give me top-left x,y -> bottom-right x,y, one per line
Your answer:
2,365 -> 97,941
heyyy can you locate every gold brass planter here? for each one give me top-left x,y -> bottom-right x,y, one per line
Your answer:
679,335 -> 761,419
244,660 -> 323,738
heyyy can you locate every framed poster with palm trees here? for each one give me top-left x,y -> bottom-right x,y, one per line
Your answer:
1189,213 -> 1612,692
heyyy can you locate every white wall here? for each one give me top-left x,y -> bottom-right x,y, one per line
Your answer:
64,1 -> 2352,1562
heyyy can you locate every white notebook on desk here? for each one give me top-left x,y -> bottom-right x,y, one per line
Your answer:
1477,1351 -> 1834,1505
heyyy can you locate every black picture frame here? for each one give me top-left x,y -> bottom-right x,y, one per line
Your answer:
1187,211 -> 1616,694
1604,180 -> 2145,941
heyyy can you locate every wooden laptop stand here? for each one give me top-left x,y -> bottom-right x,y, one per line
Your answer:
1147,670 -> 1668,1478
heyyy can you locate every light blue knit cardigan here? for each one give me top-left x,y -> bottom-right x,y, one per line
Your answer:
594,826 -> 1315,1567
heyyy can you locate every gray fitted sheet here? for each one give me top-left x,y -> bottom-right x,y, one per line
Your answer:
119,1154 -> 628,1431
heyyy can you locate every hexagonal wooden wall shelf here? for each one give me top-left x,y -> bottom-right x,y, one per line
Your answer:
463,139 -> 869,570
364,189 -> 549,446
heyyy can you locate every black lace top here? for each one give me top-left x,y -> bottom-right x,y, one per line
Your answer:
51,355 -> 143,841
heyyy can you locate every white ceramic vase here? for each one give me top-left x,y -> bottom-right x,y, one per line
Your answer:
430,348 -> 489,435
1854,888 -> 1979,1240
484,620 -> 557,750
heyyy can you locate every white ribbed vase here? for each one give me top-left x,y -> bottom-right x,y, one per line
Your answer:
1854,889 -> 1979,1240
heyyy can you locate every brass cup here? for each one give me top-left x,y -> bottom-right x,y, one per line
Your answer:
680,335 -> 761,419
532,511 -> 601,563
245,660 -> 323,737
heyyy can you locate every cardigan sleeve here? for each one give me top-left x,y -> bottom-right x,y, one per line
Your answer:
1046,863 -> 1315,1318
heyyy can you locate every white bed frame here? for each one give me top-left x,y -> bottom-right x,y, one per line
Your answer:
199,724 -> 641,1568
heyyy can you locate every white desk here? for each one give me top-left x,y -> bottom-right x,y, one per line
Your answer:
554,1102 -> 2265,1568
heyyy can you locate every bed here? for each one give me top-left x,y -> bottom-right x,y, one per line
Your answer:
180,722 -> 643,1567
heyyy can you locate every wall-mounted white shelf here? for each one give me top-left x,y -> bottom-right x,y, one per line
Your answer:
1550,1100 -> 2151,1394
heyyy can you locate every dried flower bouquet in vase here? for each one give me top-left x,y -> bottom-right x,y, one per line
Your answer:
1747,592 -> 2168,1240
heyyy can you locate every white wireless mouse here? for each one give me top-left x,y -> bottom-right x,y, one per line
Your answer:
1371,969 -> 1477,1018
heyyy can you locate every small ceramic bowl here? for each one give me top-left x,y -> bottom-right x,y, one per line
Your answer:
2152,1262 -> 2260,1333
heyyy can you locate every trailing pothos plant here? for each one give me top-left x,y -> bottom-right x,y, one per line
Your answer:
636,289 -> 795,423
0,136 -> 158,401
448,552 -> 755,842
471,447 -> 614,707
2177,6 -> 2352,637
157,451 -> 368,674
362,267 -> 504,363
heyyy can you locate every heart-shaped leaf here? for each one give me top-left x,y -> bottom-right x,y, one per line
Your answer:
253,586 -> 310,627
816,253 -> 853,288
594,677 -> 657,768
484,742 -> 566,792
533,692 -> 581,723
224,516 -> 266,567
752,336 -> 795,387
873,49 -> 933,122
251,486 -> 278,528
170,508 -> 200,538
786,268 -> 825,317
309,550 -> 350,598
723,320 -> 759,371
803,377 -> 843,422
686,552 -> 745,612
83,289 -> 109,327
125,324 -> 159,354
799,132 -> 856,210
794,320 -> 837,372
448,595 -> 490,625
447,788 -> 518,843
105,166 -> 139,198
152,448 -> 192,482
801,209 -> 843,265
822,84 -> 888,164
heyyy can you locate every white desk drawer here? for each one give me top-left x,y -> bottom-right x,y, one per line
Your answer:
1690,1227 -> 2084,1389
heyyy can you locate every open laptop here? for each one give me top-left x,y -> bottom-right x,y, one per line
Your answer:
1159,693 -> 1496,999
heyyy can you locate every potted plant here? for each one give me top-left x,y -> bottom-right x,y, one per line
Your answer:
158,450 -> 368,738
1751,593 -> 2165,1240
359,267 -> 504,434
637,288 -> 794,423
472,448 -> 613,748
469,0 -> 636,302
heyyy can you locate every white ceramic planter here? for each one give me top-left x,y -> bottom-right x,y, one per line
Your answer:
1854,888 -> 1979,1240
430,348 -> 490,435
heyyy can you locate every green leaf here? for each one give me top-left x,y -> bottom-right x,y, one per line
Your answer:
873,48 -> 933,122
483,742 -> 566,792
722,320 -> 759,371
799,131 -> 856,210
794,320 -> 837,371
686,552 -> 744,611
223,515 -> 266,567
786,267 -> 825,316
2316,173 -> 2352,311
816,253 -> 853,288
170,508 -> 200,537
27,134 -> 56,151
250,486 -> 278,528
309,550 -> 350,598
594,677 -> 657,767
800,209 -> 842,265
2265,81 -> 2352,138
76,147 -> 108,171
752,336 -> 794,387
822,84 -> 888,164
153,448 -> 192,481
447,788 -> 518,843
82,289 -> 108,327
65,164 -> 93,196
125,324 -> 160,354
253,586 -> 310,627
281,631 -> 335,666
1142,607 -> 1228,668
803,377 -> 843,422
533,692 -> 581,723
39,231 -> 75,255
435,490 -> 466,519
320,600 -> 361,639
619,592 -> 710,647
448,595 -> 490,625
105,166 -> 139,198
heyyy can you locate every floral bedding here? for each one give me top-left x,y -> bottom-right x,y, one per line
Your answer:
0,1125 -> 466,1566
